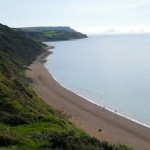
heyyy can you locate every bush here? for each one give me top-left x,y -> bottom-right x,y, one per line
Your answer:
32,130 -> 102,149
0,113 -> 39,126
31,130 -> 133,150
0,135 -> 19,147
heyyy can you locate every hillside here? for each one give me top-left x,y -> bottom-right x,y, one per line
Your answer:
0,24 -> 46,65
15,26 -> 76,32
14,26 -> 87,42
0,23 -> 131,149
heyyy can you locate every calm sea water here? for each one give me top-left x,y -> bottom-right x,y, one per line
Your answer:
45,34 -> 150,126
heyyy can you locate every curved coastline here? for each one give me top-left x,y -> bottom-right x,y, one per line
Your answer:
26,50 -> 150,150
45,64 -> 150,129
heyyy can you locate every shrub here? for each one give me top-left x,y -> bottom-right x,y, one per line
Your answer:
98,129 -> 102,132
0,135 -> 19,147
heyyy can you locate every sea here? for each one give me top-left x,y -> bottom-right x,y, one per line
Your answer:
45,34 -> 150,127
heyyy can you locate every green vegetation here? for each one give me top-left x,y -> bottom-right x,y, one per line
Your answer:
0,24 -> 47,65
0,23 -> 132,149
43,30 -> 87,41
14,26 -> 87,42
14,26 -> 76,32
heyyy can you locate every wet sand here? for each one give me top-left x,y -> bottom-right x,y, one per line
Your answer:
26,52 -> 150,150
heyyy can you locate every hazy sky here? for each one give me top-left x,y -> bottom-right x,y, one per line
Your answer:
0,0 -> 150,33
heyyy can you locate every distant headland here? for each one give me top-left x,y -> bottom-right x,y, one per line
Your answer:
13,26 -> 88,42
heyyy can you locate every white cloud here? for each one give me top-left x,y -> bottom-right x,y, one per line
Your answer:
75,26 -> 150,34
0,0 -> 150,29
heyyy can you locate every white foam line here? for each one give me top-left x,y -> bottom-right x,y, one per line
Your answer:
44,63 -> 150,129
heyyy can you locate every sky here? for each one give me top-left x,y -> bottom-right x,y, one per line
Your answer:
0,0 -> 150,34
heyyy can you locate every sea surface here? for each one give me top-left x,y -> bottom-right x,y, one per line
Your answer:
45,34 -> 150,127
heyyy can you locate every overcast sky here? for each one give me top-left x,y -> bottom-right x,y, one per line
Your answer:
0,0 -> 150,33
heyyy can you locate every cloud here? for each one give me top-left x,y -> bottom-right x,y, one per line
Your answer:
0,0 -> 150,29
75,26 -> 150,34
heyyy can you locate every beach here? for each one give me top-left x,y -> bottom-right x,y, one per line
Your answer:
26,51 -> 150,150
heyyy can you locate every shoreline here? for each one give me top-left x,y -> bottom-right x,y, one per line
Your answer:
26,50 -> 150,150
45,67 -> 150,130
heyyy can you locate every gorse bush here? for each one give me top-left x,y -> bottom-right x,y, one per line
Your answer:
31,130 -> 132,150
0,135 -> 19,147
0,126 -> 21,147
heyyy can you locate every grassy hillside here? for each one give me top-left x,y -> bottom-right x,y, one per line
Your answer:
14,26 -> 87,42
14,26 -> 76,32
0,24 -> 46,65
0,23 -> 132,149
